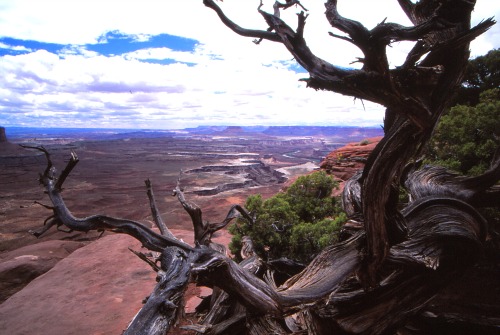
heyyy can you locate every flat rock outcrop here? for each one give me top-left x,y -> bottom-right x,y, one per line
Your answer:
0,240 -> 86,303
0,234 -> 157,335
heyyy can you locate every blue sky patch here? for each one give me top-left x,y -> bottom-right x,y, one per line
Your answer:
87,31 -> 199,56
140,58 -> 196,66
284,62 -> 307,74
0,32 -> 199,58
0,37 -> 66,56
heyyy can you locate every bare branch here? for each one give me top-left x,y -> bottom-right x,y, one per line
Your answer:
324,0 -> 370,47
404,152 -> 500,208
420,18 -> 496,67
172,177 -> 207,245
55,151 -> 79,191
21,145 -> 53,180
328,31 -> 355,44
29,216 -> 58,238
274,0 -> 308,13
397,0 -> 417,23
191,247 -> 283,315
125,247 -> 191,335
171,174 -> 256,247
204,0 -> 362,93
33,200 -> 54,210
129,247 -> 161,272
145,178 -> 175,239
202,0 -> 281,43
206,204 -> 255,235
30,147 -> 193,252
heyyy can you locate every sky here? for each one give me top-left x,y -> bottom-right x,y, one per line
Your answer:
0,0 -> 498,130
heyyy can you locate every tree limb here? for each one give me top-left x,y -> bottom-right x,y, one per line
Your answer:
125,247 -> 192,335
145,178 -> 175,239
31,147 -> 193,252
202,0 -> 281,42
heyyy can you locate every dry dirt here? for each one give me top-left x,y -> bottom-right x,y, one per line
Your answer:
0,137 -> 313,253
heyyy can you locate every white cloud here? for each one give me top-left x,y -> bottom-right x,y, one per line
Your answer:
0,0 -> 499,129
0,42 -> 32,52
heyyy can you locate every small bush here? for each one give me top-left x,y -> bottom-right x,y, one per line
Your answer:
229,171 -> 347,262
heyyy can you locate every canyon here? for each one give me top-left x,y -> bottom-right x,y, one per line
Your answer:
0,126 -> 380,334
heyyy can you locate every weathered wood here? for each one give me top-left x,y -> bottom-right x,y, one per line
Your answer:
145,178 -> 174,239
173,177 -> 254,247
125,247 -> 191,335
29,146 -> 192,253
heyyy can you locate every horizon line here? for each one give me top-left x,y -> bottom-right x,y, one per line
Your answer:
2,124 -> 383,130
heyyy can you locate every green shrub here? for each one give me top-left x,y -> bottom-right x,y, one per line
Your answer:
229,171 -> 347,262
426,88 -> 499,175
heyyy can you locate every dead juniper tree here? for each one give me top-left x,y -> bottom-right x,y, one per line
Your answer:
28,1 -> 499,334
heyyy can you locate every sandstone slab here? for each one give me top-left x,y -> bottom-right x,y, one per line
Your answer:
0,239 -> 86,303
0,234 -> 157,335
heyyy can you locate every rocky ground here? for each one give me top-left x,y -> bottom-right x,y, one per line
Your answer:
0,130 -> 376,334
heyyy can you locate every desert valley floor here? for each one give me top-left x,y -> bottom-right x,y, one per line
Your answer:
0,126 -> 382,252
0,126 -> 382,334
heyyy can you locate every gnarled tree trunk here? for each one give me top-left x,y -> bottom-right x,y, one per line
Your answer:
26,1 -> 498,334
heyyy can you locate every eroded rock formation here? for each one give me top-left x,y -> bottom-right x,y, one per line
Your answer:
185,161 -> 287,195
320,137 -> 382,195
320,137 -> 382,181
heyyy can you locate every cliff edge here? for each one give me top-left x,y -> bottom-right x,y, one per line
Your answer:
320,136 -> 382,194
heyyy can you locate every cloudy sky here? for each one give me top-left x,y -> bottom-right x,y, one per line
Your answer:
0,0 -> 498,129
